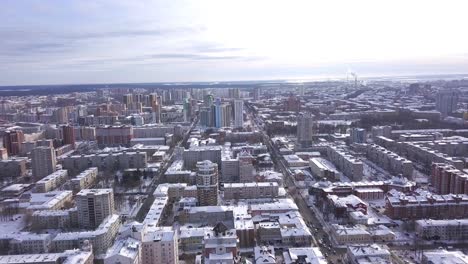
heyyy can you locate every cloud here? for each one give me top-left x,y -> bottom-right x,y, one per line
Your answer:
0,25 -> 201,59
191,43 -> 244,53
62,27 -> 196,40
63,52 -> 263,67
149,53 -> 245,61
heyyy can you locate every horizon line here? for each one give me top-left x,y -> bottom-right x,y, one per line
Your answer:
1,72 -> 468,88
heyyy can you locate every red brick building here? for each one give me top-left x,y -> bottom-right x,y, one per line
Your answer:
385,191 -> 468,220
431,163 -> 468,195
62,125 -> 76,148
284,95 -> 301,112
2,130 -> 24,156
96,125 -> 133,147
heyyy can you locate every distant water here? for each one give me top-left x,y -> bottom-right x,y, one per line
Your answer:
0,73 -> 467,96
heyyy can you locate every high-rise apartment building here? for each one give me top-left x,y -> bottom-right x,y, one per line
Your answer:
297,113 -> 316,147
229,88 -> 240,99
204,94 -> 214,107
183,98 -> 192,122
148,94 -> 162,124
54,107 -> 70,124
212,99 -> 232,128
239,150 -> 255,182
234,99 -> 244,128
76,188 -> 115,229
431,163 -> 468,195
436,89 -> 459,116
196,160 -> 219,206
31,146 -> 56,179
350,128 -> 367,144
200,107 -> 213,127
214,98 -> 222,128
253,87 -> 261,100
2,130 -> 24,156
122,94 -> 133,105
371,126 -> 392,139
284,95 -> 301,112
221,103 -> 232,127
62,125 -> 76,147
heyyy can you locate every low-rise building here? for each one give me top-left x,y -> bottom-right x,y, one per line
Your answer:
280,227 -> 313,246
346,244 -> 391,264
223,182 -> 279,200
250,199 -> 298,216
309,157 -> 338,180
1,184 -> 33,199
360,143 -> 413,179
283,155 -> 309,168
327,194 -> 367,219
179,227 -> 212,252
416,219 -> 468,241
283,247 -> 327,264
96,125 -> 133,147
9,233 -> 52,254
257,222 -> 281,244
164,159 -> 196,184
70,167 -> 98,193
25,190 -> 73,213
130,137 -> 166,146
311,176 -> 415,201
254,246 -> 275,264
180,206 -> 234,229
51,214 -> 120,254
143,197 -> 169,228
402,142 -> 464,170
31,208 -> 77,230
103,237 -> 141,264
422,250 -> 468,264
35,170 -> 68,193
183,146 -> 222,170
0,158 -> 27,179
331,224 -> 372,245
203,223 -> 239,263
327,145 -> 363,181
62,151 -> 147,174
0,249 -> 93,264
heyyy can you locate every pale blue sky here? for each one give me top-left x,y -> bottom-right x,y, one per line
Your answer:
1,0 -> 468,85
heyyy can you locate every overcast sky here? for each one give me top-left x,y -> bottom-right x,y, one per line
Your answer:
1,0 -> 468,85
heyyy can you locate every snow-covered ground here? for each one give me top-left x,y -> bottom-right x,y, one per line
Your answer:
362,159 -> 393,181
412,169 -> 429,184
0,214 -> 26,234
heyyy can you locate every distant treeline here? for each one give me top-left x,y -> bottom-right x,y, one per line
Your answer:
0,82 -> 272,96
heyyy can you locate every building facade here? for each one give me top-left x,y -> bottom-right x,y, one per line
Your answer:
31,146 -> 57,180
223,182 -> 279,200
76,188 -> 115,229
234,99 -> 244,128
196,160 -> 219,206
297,113 -> 315,147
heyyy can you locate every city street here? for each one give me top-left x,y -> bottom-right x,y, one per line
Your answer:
247,104 -> 345,263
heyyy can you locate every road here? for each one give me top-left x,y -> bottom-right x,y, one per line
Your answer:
135,116 -> 199,221
246,103 -> 344,263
